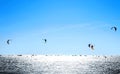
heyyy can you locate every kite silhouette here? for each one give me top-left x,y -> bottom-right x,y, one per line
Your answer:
88,44 -> 94,50
7,39 -> 11,45
111,26 -> 117,31
43,39 -> 47,43
90,45 -> 94,50
88,44 -> 91,48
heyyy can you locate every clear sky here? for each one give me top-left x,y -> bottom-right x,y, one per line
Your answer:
0,0 -> 120,55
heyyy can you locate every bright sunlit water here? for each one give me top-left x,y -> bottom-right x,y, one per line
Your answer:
0,55 -> 120,74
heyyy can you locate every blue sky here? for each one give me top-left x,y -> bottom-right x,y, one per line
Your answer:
0,0 -> 120,55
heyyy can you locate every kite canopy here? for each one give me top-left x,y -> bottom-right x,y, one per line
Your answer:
91,45 -> 94,50
88,44 -> 91,48
111,26 -> 117,31
43,39 -> 47,43
7,39 -> 11,45
88,44 -> 94,50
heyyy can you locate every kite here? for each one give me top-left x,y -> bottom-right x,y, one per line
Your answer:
88,44 -> 94,50
7,39 -> 11,45
111,26 -> 117,31
43,39 -> 47,43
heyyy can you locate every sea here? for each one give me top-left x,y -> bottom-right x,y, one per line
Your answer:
0,55 -> 120,74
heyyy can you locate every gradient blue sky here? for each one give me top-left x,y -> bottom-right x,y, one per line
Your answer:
0,0 -> 120,55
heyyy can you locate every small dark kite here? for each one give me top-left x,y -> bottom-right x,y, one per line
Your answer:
43,39 -> 47,43
111,26 -> 117,31
7,39 -> 11,45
